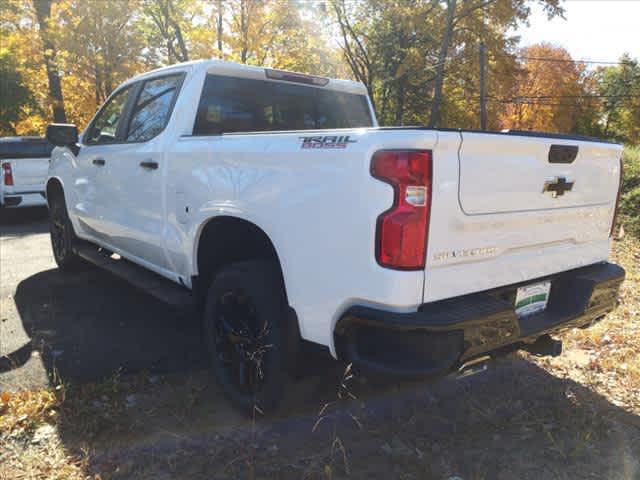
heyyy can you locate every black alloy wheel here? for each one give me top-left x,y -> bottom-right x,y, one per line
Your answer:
203,260 -> 289,414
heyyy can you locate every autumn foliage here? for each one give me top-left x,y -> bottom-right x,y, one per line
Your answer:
0,0 -> 638,144
498,44 -> 585,133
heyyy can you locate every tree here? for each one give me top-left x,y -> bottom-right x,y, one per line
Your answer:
498,43 -> 588,133
430,0 -> 564,128
141,0 -> 194,64
330,0 -> 376,106
220,0 -> 342,75
33,0 -> 67,123
330,0 -> 564,128
56,0 -> 144,109
428,0 -> 456,127
0,50 -> 36,135
4,0 -> 636,142
593,55 -> 640,143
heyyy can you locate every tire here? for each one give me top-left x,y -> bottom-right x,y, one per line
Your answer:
203,260 -> 290,414
48,192 -> 85,271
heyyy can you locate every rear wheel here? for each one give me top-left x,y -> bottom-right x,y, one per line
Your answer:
203,260 -> 289,414
49,192 -> 84,271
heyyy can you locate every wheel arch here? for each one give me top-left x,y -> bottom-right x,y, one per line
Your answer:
193,215 -> 303,365
192,215 -> 289,304
45,177 -> 65,207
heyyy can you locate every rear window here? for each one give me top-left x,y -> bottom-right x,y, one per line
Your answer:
193,74 -> 373,135
0,138 -> 53,159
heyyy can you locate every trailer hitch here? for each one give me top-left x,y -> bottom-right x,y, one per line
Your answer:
522,334 -> 563,357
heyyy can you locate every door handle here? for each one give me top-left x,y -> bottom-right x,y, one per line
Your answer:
139,160 -> 158,170
92,158 -> 105,166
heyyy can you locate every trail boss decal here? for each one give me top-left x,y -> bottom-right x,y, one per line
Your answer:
299,135 -> 357,149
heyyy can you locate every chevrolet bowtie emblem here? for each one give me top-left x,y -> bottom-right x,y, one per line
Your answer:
543,177 -> 574,198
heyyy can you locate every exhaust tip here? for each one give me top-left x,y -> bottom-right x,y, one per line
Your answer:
456,355 -> 491,379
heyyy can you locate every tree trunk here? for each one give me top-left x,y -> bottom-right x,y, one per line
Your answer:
395,30 -> 408,126
395,77 -> 406,125
33,0 -> 67,123
172,22 -> 189,62
240,0 -> 248,63
216,0 -> 223,58
428,0 -> 456,128
93,61 -> 102,106
166,0 -> 188,62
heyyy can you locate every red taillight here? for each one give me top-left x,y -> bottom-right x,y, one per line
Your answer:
371,150 -> 432,270
2,162 -> 13,186
610,157 -> 624,238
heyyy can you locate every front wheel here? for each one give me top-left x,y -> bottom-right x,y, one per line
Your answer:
203,260 -> 289,414
49,193 -> 84,271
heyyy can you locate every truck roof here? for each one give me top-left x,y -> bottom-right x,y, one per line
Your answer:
121,59 -> 369,96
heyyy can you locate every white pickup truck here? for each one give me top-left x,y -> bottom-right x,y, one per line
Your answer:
1,137 -> 52,209
45,60 -> 625,412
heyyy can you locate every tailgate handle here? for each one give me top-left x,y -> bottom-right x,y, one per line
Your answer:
548,145 -> 578,164
92,158 -> 105,166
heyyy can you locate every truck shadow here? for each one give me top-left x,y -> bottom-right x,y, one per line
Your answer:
0,206 -> 49,236
6,266 -> 640,479
10,266 -> 208,381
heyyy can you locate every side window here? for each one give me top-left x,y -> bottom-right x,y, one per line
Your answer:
86,86 -> 132,145
194,75 -> 265,135
126,74 -> 182,142
316,90 -> 372,129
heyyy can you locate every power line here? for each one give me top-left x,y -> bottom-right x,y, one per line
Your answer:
486,99 -> 633,108
501,55 -> 636,66
444,96 -> 593,107
488,94 -> 640,100
487,99 -> 587,107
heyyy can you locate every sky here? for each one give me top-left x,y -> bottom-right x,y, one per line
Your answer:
516,0 -> 640,63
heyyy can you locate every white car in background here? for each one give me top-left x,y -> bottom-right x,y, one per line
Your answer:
0,137 -> 52,209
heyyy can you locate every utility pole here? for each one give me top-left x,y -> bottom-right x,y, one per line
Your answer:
479,41 -> 487,130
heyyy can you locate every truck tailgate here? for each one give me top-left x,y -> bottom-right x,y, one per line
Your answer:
458,134 -> 619,214
423,131 -> 623,304
10,157 -> 50,189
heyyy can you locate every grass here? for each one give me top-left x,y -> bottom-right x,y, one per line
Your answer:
0,387 -> 88,480
618,145 -> 640,239
536,237 -> 640,412
0,388 -> 60,435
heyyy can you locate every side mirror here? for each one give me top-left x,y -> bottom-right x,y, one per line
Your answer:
46,124 -> 78,147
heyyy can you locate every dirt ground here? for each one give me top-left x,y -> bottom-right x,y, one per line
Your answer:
1,207 -> 639,480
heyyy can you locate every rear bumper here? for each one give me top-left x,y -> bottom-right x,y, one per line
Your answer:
0,192 -> 47,208
335,262 -> 625,378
